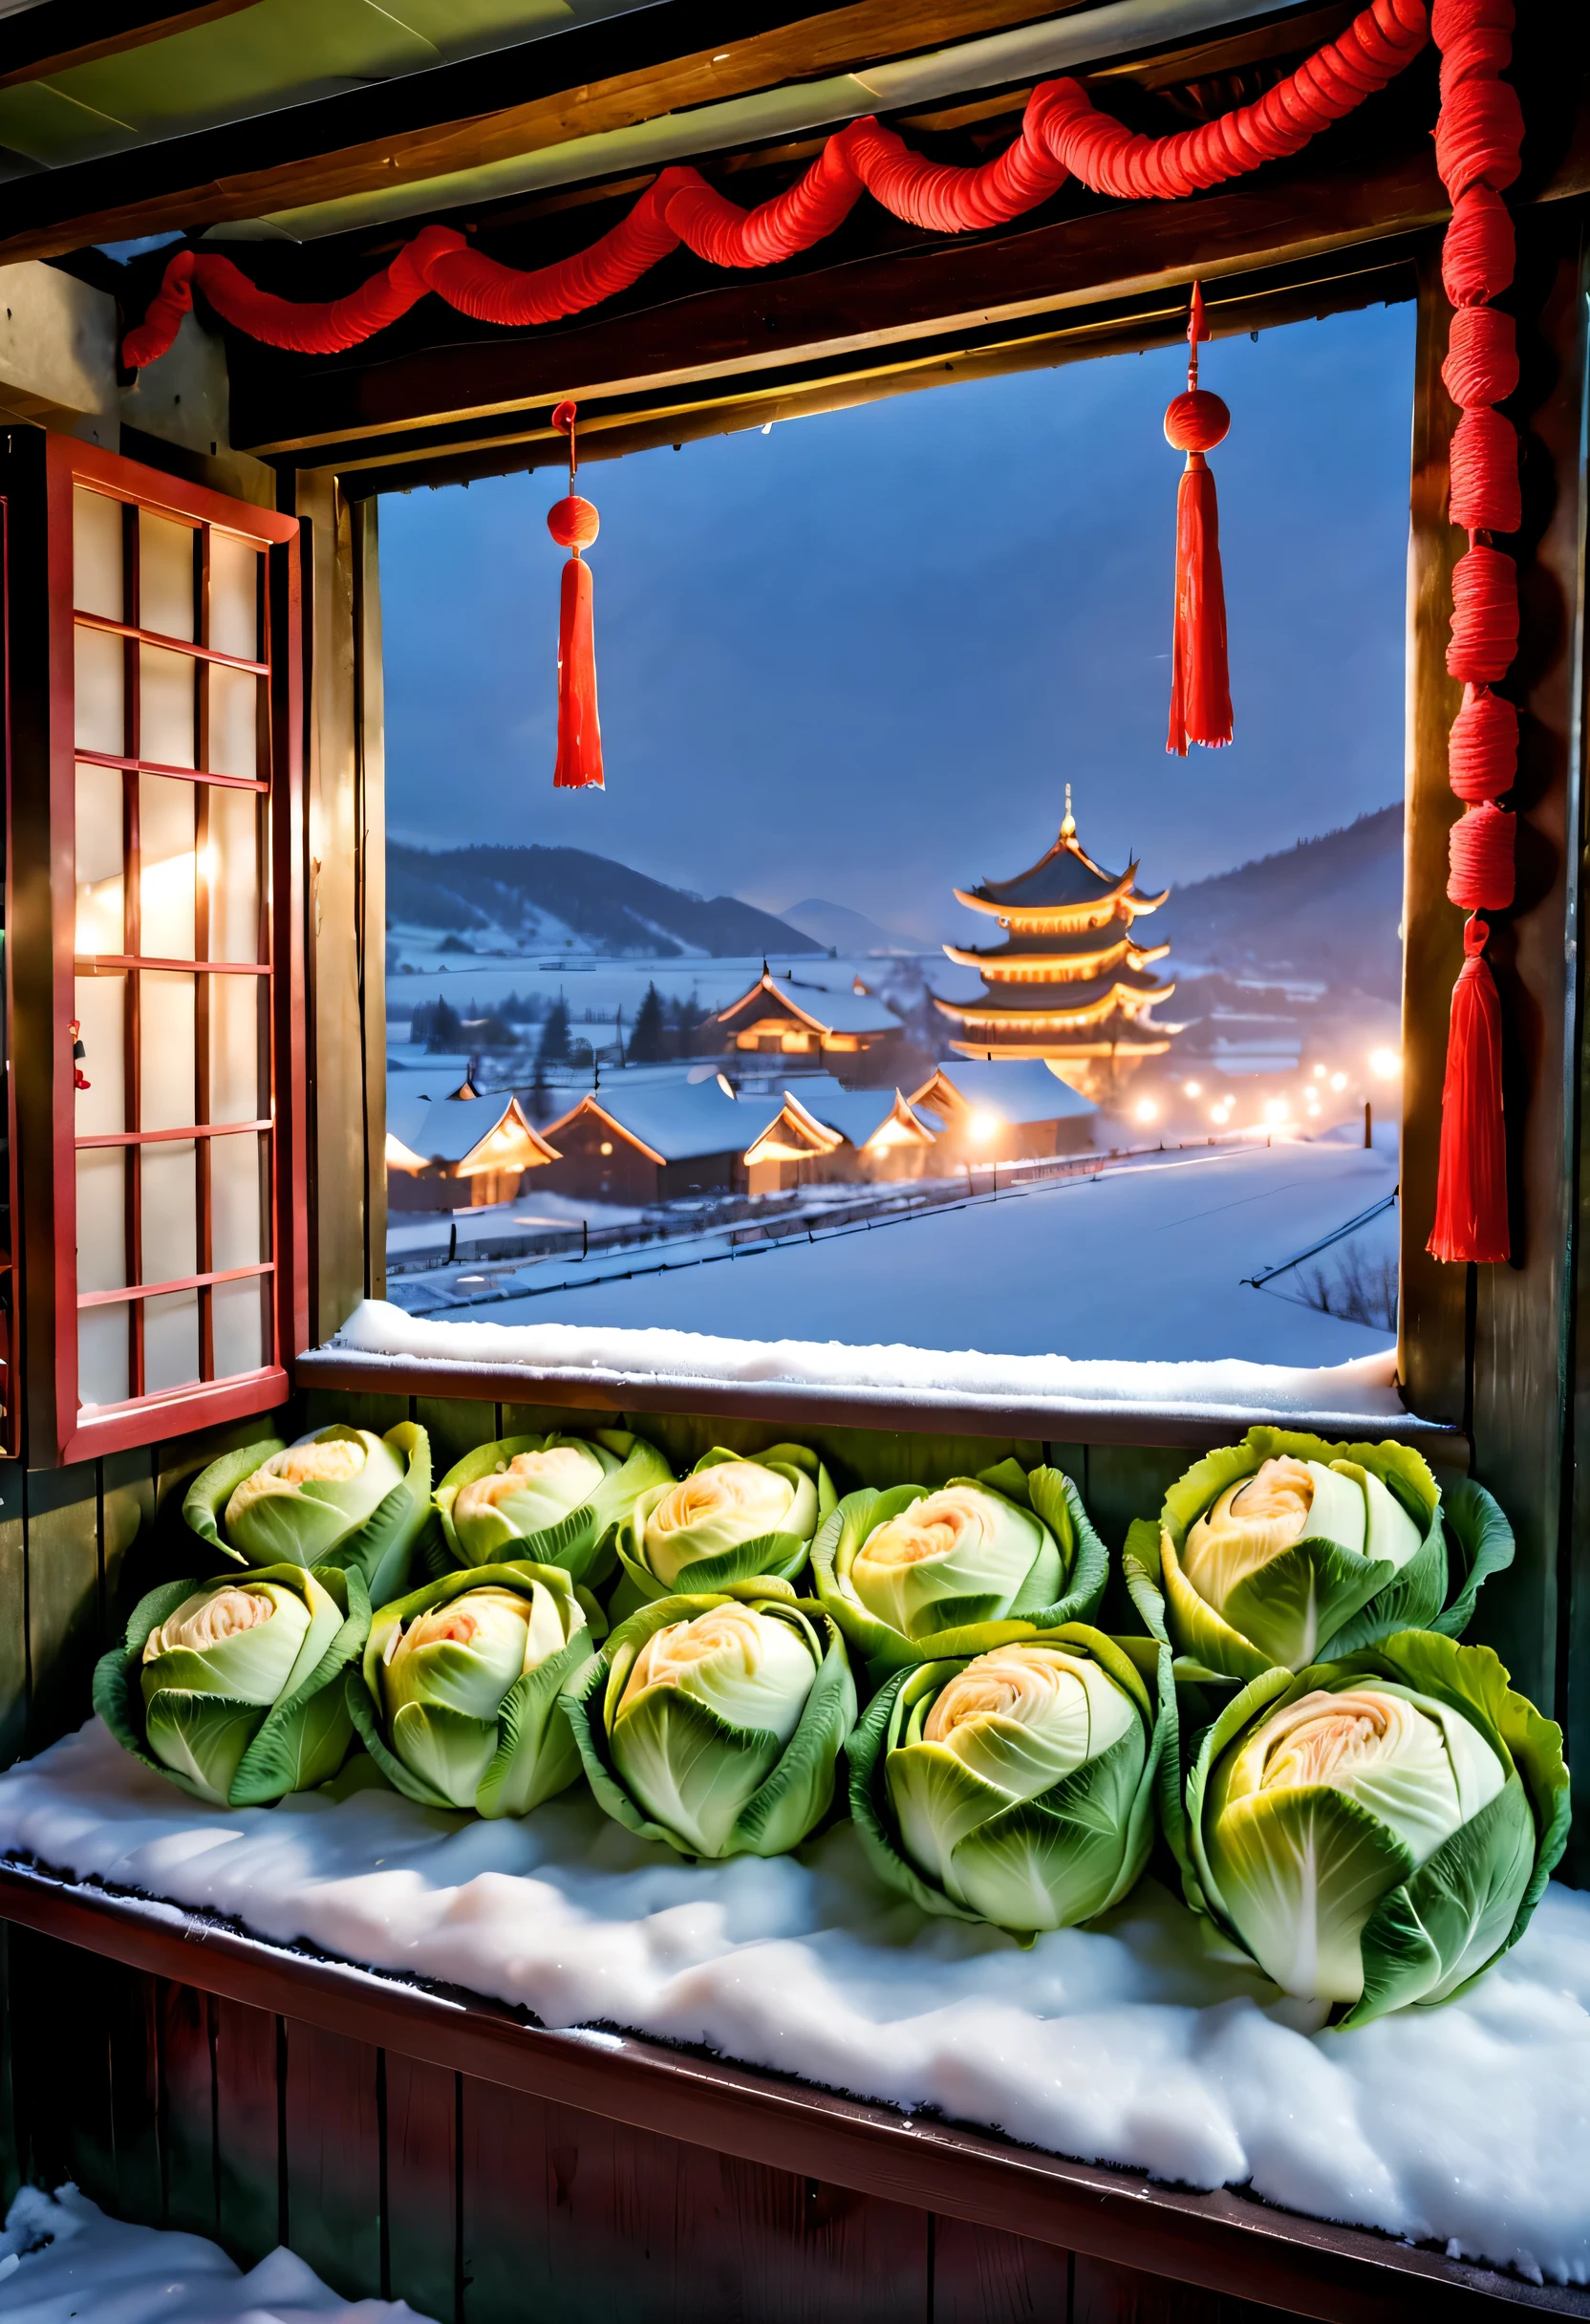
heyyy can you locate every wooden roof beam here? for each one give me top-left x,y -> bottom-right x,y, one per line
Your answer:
0,0 -> 260,95
0,0 -> 1088,263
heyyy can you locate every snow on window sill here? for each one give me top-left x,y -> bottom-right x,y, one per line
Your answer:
304,1300 -> 1453,1445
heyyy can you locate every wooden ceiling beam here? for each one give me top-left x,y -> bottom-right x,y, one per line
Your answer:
0,0 -> 1089,263
0,0 -> 259,94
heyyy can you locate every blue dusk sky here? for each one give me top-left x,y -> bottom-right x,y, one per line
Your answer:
380,297 -> 1414,941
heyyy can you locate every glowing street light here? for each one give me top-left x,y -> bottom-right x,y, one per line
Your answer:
1134,1098 -> 1159,1126
967,1111 -> 998,1144
1183,1080 -> 1202,1098
1263,1098 -> 1289,1125
1330,1071 -> 1348,1092
1369,1047 -> 1402,1081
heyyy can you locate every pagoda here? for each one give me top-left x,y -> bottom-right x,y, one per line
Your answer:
931,787 -> 1178,1097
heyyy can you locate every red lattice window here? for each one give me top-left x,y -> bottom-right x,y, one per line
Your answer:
49,440 -> 304,1462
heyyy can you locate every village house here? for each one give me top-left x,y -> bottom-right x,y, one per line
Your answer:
385,1087 -> 558,1211
909,1059 -> 1099,1163
538,1075 -> 780,1205
742,1081 -> 941,1194
713,967 -> 904,1078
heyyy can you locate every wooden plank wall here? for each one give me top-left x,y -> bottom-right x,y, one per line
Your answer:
0,1928 -> 1289,2324
0,1410 -> 293,1779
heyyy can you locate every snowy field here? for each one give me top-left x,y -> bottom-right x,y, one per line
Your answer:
2,1723 -> 1584,2287
0,2184 -> 433,2322
438,1133 -> 1400,1367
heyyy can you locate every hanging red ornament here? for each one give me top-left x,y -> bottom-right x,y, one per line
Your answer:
1164,283 -> 1234,757
547,399 -> 604,790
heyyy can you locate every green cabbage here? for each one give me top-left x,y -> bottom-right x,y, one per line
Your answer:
434,1429 -> 672,1585
1181,1628 -> 1569,2025
849,1551 -> 1176,1933
94,1564 -> 369,1807
183,1424 -> 432,1608
810,1457 -> 1107,1673
612,1446 -> 835,1608
562,1578 -> 855,1860
348,1562 -> 603,1817
1153,1429 -> 1513,1681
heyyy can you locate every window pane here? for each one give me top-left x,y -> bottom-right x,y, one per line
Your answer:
209,532 -> 261,661
206,785 -> 260,963
75,763 -> 124,958
140,513 -> 196,642
74,626 -> 123,756
75,1148 -> 126,1293
78,1305 -> 129,1409
140,643 -> 195,768
211,1130 -> 265,1272
143,1289 -> 199,1393
74,974 -> 125,1136
209,973 -> 262,1123
139,772 -> 196,958
140,1140 -> 196,1286
211,1276 -> 266,1379
73,489 -> 122,619
208,665 -> 260,780
140,971 -> 195,1130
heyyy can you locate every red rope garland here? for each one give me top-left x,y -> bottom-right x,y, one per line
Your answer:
1428,0 -> 1520,1267
120,0 -> 1429,369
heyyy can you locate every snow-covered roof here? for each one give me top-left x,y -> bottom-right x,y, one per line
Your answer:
787,1087 -> 935,1149
547,1080 -> 782,1163
396,1091 -> 550,1168
716,970 -> 901,1036
912,1060 -> 1098,1122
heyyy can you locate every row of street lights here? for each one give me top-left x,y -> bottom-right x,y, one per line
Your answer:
1128,1047 -> 1402,1134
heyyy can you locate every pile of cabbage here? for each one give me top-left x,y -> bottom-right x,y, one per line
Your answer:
92,1415 -> 1569,2027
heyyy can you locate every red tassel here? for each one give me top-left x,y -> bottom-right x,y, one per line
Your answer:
553,551 -> 603,789
547,400 -> 604,790
1165,284 -> 1233,755
1429,916 -> 1509,1263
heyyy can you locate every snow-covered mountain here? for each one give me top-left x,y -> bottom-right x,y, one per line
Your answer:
780,896 -> 922,954
387,842 -> 824,960
1160,805 -> 1402,997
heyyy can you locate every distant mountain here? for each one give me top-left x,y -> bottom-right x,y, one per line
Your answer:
387,842 -> 824,960
781,897 -> 922,954
1161,806 -> 1403,997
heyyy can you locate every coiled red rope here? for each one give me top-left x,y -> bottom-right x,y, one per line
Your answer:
120,0 -> 1429,370
1429,0 -> 1521,1267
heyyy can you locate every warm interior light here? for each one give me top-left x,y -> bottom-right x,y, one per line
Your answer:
1263,1098 -> 1289,1124
1133,1098 -> 1158,1125
599,1140 -> 613,1155
1330,1071 -> 1348,1092
1183,1080 -> 1202,1098
1369,1047 -> 1402,1080
967,1111 -> 998,1144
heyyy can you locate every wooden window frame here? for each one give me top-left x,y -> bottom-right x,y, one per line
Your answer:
44,437 -> 307,1465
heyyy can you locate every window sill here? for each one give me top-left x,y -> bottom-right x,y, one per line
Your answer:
299,1303 -> 1455,1452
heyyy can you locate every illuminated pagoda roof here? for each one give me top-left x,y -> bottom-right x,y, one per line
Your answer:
953,787 -> 1167,929
933,787 -> 1177,1092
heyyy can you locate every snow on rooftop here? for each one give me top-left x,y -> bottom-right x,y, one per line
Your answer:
554,1077 -> 783,1162
3,1724 -> 1584,2285
0,2183 -> 435,2322
921,1058 -> 1098,1120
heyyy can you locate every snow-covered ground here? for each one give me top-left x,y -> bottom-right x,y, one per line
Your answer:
0,2184 -> 434,2322
417,1134 -> 1400,1366
2,1724 -> 1584,2286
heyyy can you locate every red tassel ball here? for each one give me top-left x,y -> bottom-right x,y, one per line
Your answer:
1442,185 -> 1515,307
548,495 -> 600,550
1449,683 -> 1517,800
1447,800 -> 1515,911
1447,543 -> 1517,682
1164,389 -> 1229,453
1443,304 -> 1517,409
1449,406 -> 1520,533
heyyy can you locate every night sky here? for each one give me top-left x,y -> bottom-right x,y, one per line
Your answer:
380,297 -> 1415,943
